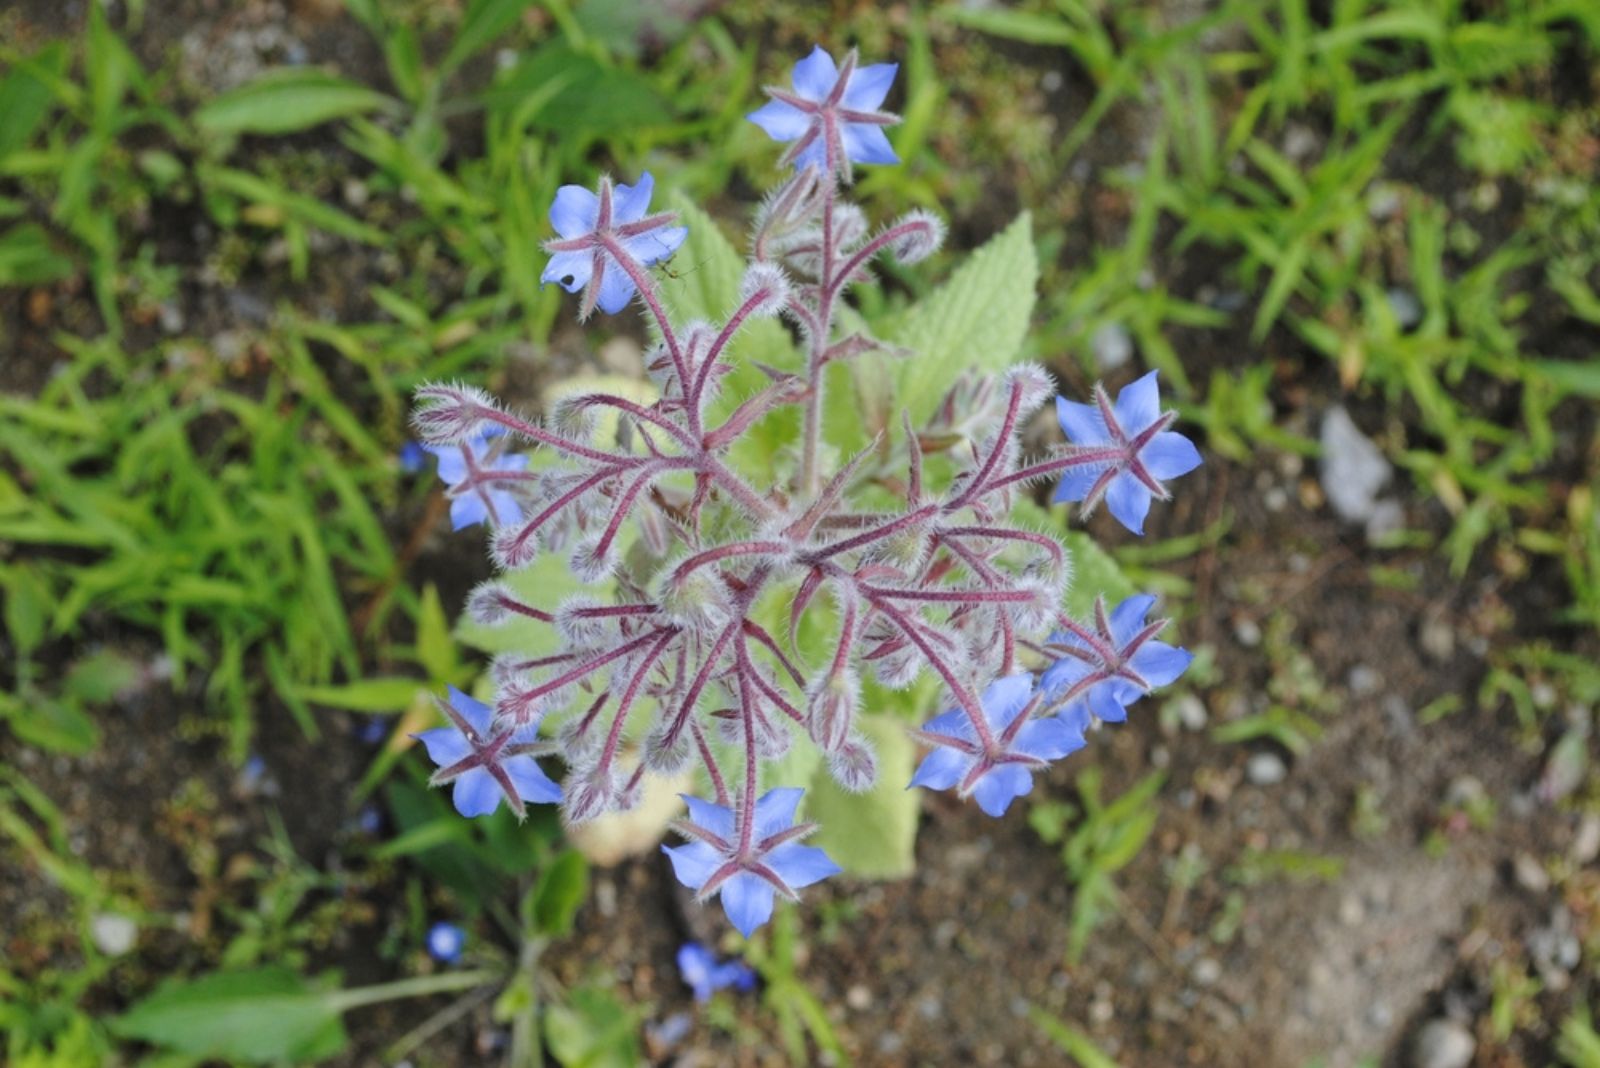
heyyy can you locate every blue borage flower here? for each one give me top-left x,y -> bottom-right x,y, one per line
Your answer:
411,686 -> 561,819
425,427 -> 527,531
426,921 -> 466,964
1053,370 -> 1203,535
748,46 -> 899,177
909,674 -> 1086,817
676,942 -> 757,1002
663,788 -> 841,937
1041,594 -> 1193,726
541,172 -> 688,319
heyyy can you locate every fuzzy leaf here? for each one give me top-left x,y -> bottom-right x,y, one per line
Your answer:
859,212 -> 1037,433
110,967 -> 348,1064
806,715 -> 918,879
195,69 -> 393,136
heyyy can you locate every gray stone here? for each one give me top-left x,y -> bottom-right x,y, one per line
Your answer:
1320,407 -> 1393,524
1247,752 -> 1288,786
1410,1019 -> 1475,1068
90,913 -> 138,956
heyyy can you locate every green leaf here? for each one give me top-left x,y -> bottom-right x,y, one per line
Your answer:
291,677 -> 424,712
2,564 -> 48,658
195,69 -> 393,136
528,849 -> 589,936
110,967 -> 348,1064
63,649 -> 141,703
1534,359 -> 1600,398
866,212 -> 1037,431
13,697 -> 99,755
939,7 -> 1086,47
0,43 -> 65,162
415,584 -> 457,683
545,985 -> 641,1068
443,0 -> 536,76
1030,1007 -> 1123,1067
806,715 -> 919,879
0,223 -> 76,287
483,43 -> 670,135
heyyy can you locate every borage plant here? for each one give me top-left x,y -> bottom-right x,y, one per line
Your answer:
409,45 -> 1201,937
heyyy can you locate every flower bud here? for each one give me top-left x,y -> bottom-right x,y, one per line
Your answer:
738,262 -> 792,319
412,381 -> 497,445
832,203 -> 868,249
826,736 -> 878,793
641,719 -> 694,775
570,533 -> 620,583
554,596 -> 610,646
562,762 -> 621,825
466,581 -> 520,626
494,684 -> 545,733
491,522 -> 541,570
1002,362 -> 1056,422
657,564 -> 732,634
887,209 -> 945,265
806,670 -> 859,753
549,394 -> 599,442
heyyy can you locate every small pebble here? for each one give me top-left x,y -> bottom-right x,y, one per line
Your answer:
846,985 -> 872,1011
91,913 -> 139,956
1410,1019 -> 1475,1068
1570,813 -> 1600,864
1320,407 -> 1393,524
1090,322 -> 1133,371
1347,665 -> 1382,697
1192,958 -> 1222,986
1338,894 -> 1366,927
1512,852 -> 1550,894
1246,752 -> 1288,786
1173,694 -> 1208,731
1386,287 -> 1423,330
1419,616 -> 1455,662
1234,618 -> 1262,648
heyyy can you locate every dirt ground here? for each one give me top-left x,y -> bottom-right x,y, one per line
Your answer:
2,2 -> 1596,1067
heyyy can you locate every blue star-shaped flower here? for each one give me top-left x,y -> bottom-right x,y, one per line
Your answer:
1053,370 -> 1202,535
747,46 -> 899,176
425,922 -> 466,963
676,942 -> 757,1002
426,427 -> 527,530
909,674 -> 1085,817
411,686 -> 561,819
663,788 -> 841,937
1040,594 -> 1193,725
541,173 -> 688,318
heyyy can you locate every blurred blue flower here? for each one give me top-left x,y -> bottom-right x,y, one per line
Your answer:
909,674 -> 1085,817
748,46 -> 899,175
676,942 -> 757,1002
398,440 -> 428,473
411,686 -> 561,819
541,173 -> 688,317
663,788 -> 841,937
1040,595 -> 1192,725
1053,370 -> 1202,535
426,921 -> 465,963
425,428 -> 526,530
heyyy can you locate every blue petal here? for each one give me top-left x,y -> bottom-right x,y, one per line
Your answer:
451,493 -> 487,530
790,45 -> 838,100
909,745 -> 969,791
1088,682 -> 1129,724
452,767 -> 501,817
431,444 -> 468,486
485,489 -> 523,528
720,872 -> 775,937
449,687 -> 495,734
921,708 -> 976,741
1130,641 -> 1193,688
541,248 -> 593,293
710,960 -> 756,992
412,726 -> 470,768
1105,471 -> 1152,535
1056,396 -> 1110,446
841,123 -> 898,165
1039,655 -> 1092,699
1014,716 -> 1084,762
767,843 -> 841,889
1109,595 -> 1158,646
623,225 -> 688,268
663,841 -> 723,891
971,764 -> 1033,817
595,257 -> 638,315
754,788 -> 805,840
842,62 -> 897,110
1140,431 -> 1202,480
676,943 -> 714,1001
612,172 -> 655,225
1052,461 -> 1106,504
1058,701 -> 1093,737
790,135 -> 829,174
682,795 -> 736,841
1113,370 -> 1162,435
505,756 -> 562,804
549,185 -> 598,239
982,674 -> 1036,729
747,98 -> 810,142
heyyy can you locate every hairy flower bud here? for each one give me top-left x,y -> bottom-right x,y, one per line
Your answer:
807,670 -> 859,754
887,209 -> 946,265
641,718 -> 694,775
1003,362 -> 1056,422
832,203 -> 868,249
491,522 -> 542,571
657,564 -> 732,634
562,762 -> 622,825
466,580 -> 520,626
570,533 -> 621,584
827,736 -> 877,793
554,596 -> 610,647
549,394 -> 599,442
494,684 -> 546,733
738,262 -> 793,320
412,381 -> 497,444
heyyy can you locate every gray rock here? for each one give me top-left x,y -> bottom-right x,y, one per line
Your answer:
1247,752 -> 1288,786
1091,322 -> 1134,371
1320,407 -> 1393,524
91,913 -> 138,956
1387,287 -> 1424,330
1410,1019 -> 1475,1068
